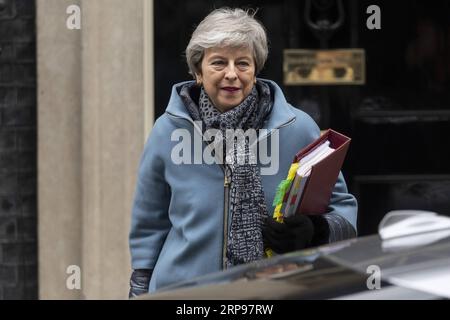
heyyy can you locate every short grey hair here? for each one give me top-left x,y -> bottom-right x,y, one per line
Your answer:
186,8 -> 268,77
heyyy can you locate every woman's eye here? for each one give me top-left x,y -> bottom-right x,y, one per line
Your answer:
212,61 -> 225,65
238,61 -> 250,66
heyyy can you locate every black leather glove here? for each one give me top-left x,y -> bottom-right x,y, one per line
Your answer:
308,214 -> 330,246
129,269 -> 152,299
263,215 -> 315,254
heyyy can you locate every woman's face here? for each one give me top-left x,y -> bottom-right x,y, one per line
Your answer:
196,46 -> 256,113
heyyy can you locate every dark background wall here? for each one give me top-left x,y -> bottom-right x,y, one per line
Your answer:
0,0 -> 37,299
154,0 -> 450,235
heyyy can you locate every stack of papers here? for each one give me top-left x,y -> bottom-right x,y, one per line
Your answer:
269,129 -> 351,226
283,140 -> 335,217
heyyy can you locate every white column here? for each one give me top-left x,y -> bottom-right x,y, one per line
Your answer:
37,0 -> 154,299
37,0 -> 83,300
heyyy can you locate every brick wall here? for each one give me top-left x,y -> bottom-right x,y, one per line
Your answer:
0,0 -> 37,299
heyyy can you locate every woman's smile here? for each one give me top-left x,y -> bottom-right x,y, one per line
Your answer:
222,86 -> 240,92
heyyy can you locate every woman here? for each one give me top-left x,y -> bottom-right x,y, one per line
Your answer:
129,7 -> 357,297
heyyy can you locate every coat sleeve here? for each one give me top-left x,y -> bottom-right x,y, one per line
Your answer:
324,172 -> 358,241
129,119 -> 172,269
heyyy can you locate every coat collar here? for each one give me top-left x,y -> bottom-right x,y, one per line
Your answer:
166,79 -> 296,131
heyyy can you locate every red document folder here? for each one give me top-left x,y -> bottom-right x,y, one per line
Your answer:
286,129 -> 351,215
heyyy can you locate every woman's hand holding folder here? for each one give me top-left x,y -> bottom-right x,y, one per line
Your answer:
263,214 -> 331,254
262,215 -> 314,253
265,129 -> 350,256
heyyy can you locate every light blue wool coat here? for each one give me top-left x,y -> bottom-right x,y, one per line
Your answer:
129,79 -> 358,292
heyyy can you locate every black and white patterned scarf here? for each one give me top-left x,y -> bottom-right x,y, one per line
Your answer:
180,81 -> 273,267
